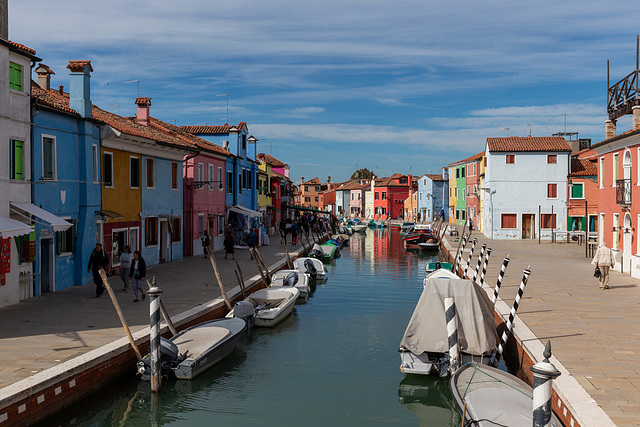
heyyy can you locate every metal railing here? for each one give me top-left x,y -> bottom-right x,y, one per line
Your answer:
616,179 -> 632,205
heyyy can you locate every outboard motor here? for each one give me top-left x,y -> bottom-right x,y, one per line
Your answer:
284,271 -> 299,287
304,259 -> 318,280
435,261 -> 441,270
136,337 -> 181,379
311,244 -> 324,260
233,301 -> 255,320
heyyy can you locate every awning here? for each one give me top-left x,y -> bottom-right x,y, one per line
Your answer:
96,210 -> 124,219
10,203 -> 72,232
0,216 -> 34,238
228,205 -> 262,218
267,206 -> 280,211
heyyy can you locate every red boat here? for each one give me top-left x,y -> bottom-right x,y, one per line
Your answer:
403,232 -> 438,250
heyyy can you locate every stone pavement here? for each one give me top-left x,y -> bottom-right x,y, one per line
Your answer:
443,232 -> 640,427
0,236 -> 312,390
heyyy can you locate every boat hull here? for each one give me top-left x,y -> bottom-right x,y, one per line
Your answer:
399,350 -> 492,376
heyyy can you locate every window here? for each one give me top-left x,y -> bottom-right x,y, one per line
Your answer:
56,219 -> 77,255
547,183 -> 557,198
351,193 -> 354,200
246,169 -> 252,190
9,62 -> 22,91
147,157 -> 156,188
541,214 -> 557,229
305,196 -> 311,202
103,152 -> 113,187
218,167 -> 223,190
315,196 -> 319,202
198,214 -> 205,237
375,192 -> 379,200
315,186 -> 320,191
217,215 -> 225,235
484,157 -> 487,167
382,192 -> 387,200
599,157 -> 605,188
506,154 -> 515,164
42,136 -> 56,180
93,145 -> 99,183
130,156 -> 140,188
171,162 -> 178,189
501,214 -> 517,229
571,182 -> 584,199
227,170 -> 233,194
9,139 -> 24,180
171,218 -> 181,242
455,169 -> 459,179
208,164 -> 214,190
305,185 -> 309,192
461,167 -> 465,178
613,153 -> 619,183
14,229 -> 35,264
419,193 -> 422,201
196,163 -> 204,189
145,217 -> 158,246
547,154 -> 557,164
238,172 -> 242,194
242,134 -> 247,150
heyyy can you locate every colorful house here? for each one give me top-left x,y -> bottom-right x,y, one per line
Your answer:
417,171 -> 449,222
257,153 -> 291,226
482,136 -> 571,240
566,152 -> 598,235
299,177 -> 323,209
464,152 -> 484,230
29,61 -> 101,295
404,188 -> 419,222
448,164 -> 457,223
374,174 -> 414,219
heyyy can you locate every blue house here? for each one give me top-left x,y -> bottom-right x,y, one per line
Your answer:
180,123 -> 259,211
416,172 -> 449,222
30,61 -> 101,293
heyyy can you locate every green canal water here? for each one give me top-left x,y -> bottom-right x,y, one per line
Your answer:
43,229 -> 462,426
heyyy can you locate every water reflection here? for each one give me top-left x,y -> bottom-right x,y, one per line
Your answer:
398,375 -> 461,427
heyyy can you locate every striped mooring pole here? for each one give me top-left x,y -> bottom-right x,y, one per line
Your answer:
452,234 -> 468,274
479,247 -> 492,287
148,286 -> 163,393
531,341 -> 561,427
462,238 -> 478,279
494,266 -> 531,367
492,255 -> 510,304
472,244 -> 487,284
444,297 -> 460,375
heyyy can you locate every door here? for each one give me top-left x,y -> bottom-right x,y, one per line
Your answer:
623,213 -> 632,274
40,238 -> 52,293
522,214 -> 533,239
160,220 -> 168,263
129,227 -> 139,252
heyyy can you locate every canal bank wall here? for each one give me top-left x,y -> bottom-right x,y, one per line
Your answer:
440,236 -> 615,427
0,239 -> 317,426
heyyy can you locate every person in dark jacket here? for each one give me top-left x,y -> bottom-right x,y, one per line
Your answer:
129,251 -> 147,302
247,228 -> 259,259
87,243 -> 110,297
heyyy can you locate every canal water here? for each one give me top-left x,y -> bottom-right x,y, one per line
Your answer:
42,229 -> 462,426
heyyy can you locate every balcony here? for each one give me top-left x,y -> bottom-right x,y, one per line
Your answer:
616,179 -> 632,206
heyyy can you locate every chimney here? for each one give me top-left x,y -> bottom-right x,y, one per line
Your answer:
222,140 -> 229,150
327,176 -> 331,183
58,85 -> 64,94
633,106 -> 640,131
1,0 -> 8,40
67,60 -> 93,118
301,177 -> 305,185
605,119 -> 617,140
35,63 -> 55,90
135,97 -> 151,126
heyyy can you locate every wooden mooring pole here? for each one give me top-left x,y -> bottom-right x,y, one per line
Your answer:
205,243 -> 232,310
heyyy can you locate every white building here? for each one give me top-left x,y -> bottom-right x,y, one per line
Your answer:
482,136 -> 571,240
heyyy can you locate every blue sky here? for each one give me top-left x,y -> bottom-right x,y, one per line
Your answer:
8,0 -> 640,184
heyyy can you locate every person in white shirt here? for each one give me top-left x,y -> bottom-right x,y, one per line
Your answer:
119,245 -> 133,291
591,242 -> 615,289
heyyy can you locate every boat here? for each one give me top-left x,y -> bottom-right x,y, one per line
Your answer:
136,317 -> 246,380
450,362 -> 562,426
309,242 -> 339,262
403,232 -> 437,251
425,262 -> 453,274
423,267 -> 459,283
399,275 -> 498,376
269,270 -> 310,302
226,287 -> 299,327
293,257 -> 328,279
352,224 -> 368,233
417,236 -> 439,251
401,222 -> 415,232
332,234 -> 349,246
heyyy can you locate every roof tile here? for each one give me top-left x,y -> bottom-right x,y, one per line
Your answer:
487,136 -> 571,152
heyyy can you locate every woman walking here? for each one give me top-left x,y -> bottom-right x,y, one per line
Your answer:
119,245 -> 133,291
129,251 -> 147,302
224,226 -> 235,260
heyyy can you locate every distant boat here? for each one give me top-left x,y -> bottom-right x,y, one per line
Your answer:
450,362 -> 562,427
227,287 -> 299,327
136,317 -> 246,380
352,224 -> 368,233
424,262 -> 454,275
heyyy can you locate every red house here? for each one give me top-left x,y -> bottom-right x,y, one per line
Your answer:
373,174 -> 414,219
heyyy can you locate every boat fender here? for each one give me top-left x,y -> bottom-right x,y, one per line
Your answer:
304,259 -> 317,279
284,272 -> 299,287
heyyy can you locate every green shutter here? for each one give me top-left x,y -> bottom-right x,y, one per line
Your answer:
10,140 -> 23,180
9,62 -> 22,91
43,137 -> 54,179
571,183 -> 583,198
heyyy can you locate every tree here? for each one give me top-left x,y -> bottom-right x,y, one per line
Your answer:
351,168 -> 374,180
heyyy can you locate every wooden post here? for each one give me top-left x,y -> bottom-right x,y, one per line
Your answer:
234,269 -> 247,298
146,278 -> 177,336
234,258 -> 247,297
98,269 -> 142,361
205,244 -> 232,310
250,248 -> 269,286
253,247 -> 271,282
275,223 -> 294,268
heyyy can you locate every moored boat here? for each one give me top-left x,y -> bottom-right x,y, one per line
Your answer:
424,262 -> 453,274
403,232 -> 437,250
269,269 -> 310,302
293,257 -> 328,279
309,242 -> 339,262
227,287 -> 299,327
137,317 -> 246,380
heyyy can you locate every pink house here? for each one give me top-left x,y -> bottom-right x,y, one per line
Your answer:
182,137 -> 232,254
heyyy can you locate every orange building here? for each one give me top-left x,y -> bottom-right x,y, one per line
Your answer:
299,177 -> 322,208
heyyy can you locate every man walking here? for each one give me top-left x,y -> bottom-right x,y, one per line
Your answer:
201,230 -> 210,258
87,243 -> 109,297
592,241 -> 615,289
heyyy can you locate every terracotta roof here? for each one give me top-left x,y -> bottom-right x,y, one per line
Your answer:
377,174 -> 409,187
257,153 -> 287,168
302,177 -> 321,184
486,136 -> 571,152
270,170 -> 289,181
338,180 -> 361,190
591,127 -> 640,149
570,158 -> 597,177
67,60 -> 93,72
148,119 -> 231,156
424,174 -> 447,182
32,82 -> 81,116
179,122 -> 247,134
7,40 -> 37,55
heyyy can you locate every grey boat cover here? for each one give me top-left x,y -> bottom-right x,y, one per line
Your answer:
400,276 -> 497,356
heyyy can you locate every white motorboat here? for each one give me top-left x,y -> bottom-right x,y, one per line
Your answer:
450,362 -> 562,426
227,287 -> 299,327
137,317 -> 246,380
270,270 -> 310,302
293,257 -> 327,279
423,268 -> 459,285
352,224 -> 367,233
399,275 -> 497,376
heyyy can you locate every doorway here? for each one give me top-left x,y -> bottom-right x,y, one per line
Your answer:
522,214 -> 535,239
160,220 -> 168,263
40,238 -> 53,293
623,213 -> 632,274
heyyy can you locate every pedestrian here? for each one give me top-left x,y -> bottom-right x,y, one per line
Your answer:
280,218 -> 288,244
224,227 -> 235,260
87,243 -> 109,298
129,251 -> 147,302
291,221 -> 300,245
247,228 -> 259,259
591,242 -> 615,290
201,230 -> 210,258
119,245 -> 133,291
